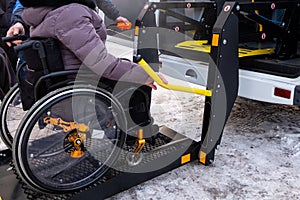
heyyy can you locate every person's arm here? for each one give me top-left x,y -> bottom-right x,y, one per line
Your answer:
54,5 -> 149,84
95,0 -> 129,24
6,1 -> 28,45
10,0 -> 28,34
12,0 -> 23,13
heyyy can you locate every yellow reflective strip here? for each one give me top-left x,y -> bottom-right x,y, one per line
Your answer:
138,59 -> 212,96
199,151 -> 206,164
212,34 -> 219,47
134,26 -> 139,36
181,154 -> 191,164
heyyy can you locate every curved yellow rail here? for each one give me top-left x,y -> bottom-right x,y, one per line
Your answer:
138,59 -> 212,97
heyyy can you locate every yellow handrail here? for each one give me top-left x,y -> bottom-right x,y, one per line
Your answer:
138,59 -> 212,97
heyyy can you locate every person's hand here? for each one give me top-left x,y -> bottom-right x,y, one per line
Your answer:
145,72 -> 168,90
115,16 -> 130,24
6,22 -> 25,46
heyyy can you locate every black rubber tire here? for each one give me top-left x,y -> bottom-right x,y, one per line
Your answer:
13,85 -> 126,194
0,84 -> 23,149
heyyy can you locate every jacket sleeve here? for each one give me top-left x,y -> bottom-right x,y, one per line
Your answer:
10,1 -> 29,35
12,0 -> 22,13
55,6 -> 149,84
96,0 -> 120,21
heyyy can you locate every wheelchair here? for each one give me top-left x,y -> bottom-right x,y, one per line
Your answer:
0,83 -> 23,148
0,35 -> 26,149
3,37 -> 158,194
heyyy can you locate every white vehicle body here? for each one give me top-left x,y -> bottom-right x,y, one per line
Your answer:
160,54 -> 300,106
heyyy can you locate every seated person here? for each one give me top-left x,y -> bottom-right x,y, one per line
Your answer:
20,0 -> 165,88
19,0 -> 167,137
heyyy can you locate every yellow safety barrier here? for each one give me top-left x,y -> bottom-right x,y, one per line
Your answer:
138,59 -> 212,96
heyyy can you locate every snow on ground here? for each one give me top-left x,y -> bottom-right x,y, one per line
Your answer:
0,136 -> 6,151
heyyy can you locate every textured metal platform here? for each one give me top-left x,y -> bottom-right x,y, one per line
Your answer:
0,126 -> 198,200
0,150 -> 27,200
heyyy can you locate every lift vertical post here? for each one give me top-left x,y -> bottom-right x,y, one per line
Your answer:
200,1 -> 239,165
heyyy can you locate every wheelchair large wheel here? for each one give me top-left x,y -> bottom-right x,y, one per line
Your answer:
0,84 -> 24,149
13,85 -> 126,193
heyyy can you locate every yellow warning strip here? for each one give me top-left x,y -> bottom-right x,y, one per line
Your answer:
181,154 -> 191,164
138,59 -> 212,96
212,34 -> 219,47
199,151 -> 206,164
175,40 -> 274,57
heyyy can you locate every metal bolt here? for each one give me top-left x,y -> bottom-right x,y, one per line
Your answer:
223,39 -> 227,45
236,5 -> 240,11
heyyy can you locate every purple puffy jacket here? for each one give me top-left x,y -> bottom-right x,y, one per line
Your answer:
22,3 -> 149,84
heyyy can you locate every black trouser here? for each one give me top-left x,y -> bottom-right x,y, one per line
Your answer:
98,77 -> 153,132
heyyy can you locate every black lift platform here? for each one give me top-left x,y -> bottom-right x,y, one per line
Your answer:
0,127 -> 198,200
0,150 -> 27,200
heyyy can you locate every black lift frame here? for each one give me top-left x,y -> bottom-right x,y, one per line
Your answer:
1,0 -> 299,199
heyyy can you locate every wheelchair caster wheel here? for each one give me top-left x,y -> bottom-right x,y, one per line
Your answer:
126,152 -> 143,166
